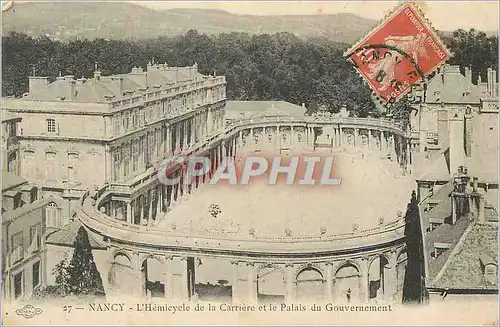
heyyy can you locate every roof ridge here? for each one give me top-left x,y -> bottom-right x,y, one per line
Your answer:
431,219 -> 476,286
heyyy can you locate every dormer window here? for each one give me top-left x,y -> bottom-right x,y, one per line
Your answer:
479,253 -> 498,285
462,92 -> 470,97
432,242 -> 452,258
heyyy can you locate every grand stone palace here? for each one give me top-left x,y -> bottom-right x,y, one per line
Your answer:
1,62 -> 498,304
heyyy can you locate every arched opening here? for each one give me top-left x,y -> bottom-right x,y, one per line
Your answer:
194,258 -> 233,303
141,257 -> 165,298
257,266 -> 285,303
109,253 -> 134,295
295,268 -> 324,302
396,250 -> 408,294
334,263 -> 360,303
368,255 -> 390,300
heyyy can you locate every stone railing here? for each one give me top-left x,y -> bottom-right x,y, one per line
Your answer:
225,116 -> 407,137
108,77 -> 226,112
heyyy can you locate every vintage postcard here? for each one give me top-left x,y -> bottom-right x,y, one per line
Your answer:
1,1 -> 498,325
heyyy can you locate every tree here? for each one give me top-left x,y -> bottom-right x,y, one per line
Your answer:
402,191 -> 428,304
32,253 -> 71,299
67,226 -> 105,296
217,279 -> 229,286
445,29 -> 498,83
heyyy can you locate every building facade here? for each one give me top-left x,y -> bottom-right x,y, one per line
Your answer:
409,65 -> 499,300
1,113 -> 48,302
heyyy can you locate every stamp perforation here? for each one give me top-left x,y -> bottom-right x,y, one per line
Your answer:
344,1 -> 452,108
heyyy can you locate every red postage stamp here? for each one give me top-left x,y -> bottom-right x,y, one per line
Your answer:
345,2 -> 450,106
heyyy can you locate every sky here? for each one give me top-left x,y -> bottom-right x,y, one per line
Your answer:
132,1 -> 500,32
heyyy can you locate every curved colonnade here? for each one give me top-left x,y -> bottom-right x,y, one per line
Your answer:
77,113 -> 411,304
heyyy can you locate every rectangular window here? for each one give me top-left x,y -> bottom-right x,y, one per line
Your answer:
29,225 -> 40,252
46,203 -> 59,228
30,188 -> 37,203
14,271 -> 23,299
11,232 -> 24,263
67,153 -> 79,181
13,193 -> 22,209
46,119 -> 56,133
32,261 -> 40,288
113,152 -> 121,181
45,153 -> 57,181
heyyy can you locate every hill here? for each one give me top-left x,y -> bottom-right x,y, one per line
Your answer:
2,2 -> 379,43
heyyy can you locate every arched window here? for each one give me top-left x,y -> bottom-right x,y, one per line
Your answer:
46,202 -> 59,228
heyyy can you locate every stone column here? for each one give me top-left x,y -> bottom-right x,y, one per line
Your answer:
384,251 -> 398,301
390,134 -> 397,160
325,262 -> 334,302
147,190 -> 153,226
133,252 -> 144,297
139,195 -> 145,224
164,125 -> 169,154
368,130 -> 373,149
170,256 -> 189,301
359,257 -> 370,302
156,188 -> 162,221
354,128 -> 359,147
164,256 -> 173,298
284,264 -> 295,303
174,123 -> 180,153
231,261 -> 240,303
247,263 -> 257,304
381,132 -> 387,154
126,201 -> 132,224
182,121 -> 188,150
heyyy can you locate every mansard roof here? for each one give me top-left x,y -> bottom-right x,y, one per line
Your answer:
21,63 -> 208,104
425,64 -> 483,104
428,221 -> 498,290
1,170 -> 27,191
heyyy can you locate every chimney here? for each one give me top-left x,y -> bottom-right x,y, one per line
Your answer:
64,75 -> 75,101
94,62 -> 101,81
130,66 -> 143,74
130,67 -> 147,90
464,107 -> 473,157
478,193 -> 485,222
488,69 -> 497,98
472,176 -> 478,193
449,111 -> 466,176
437,108 -> 448,146
465,66 -> 472,84
487,68 -> 494,97
110,76 -> 124,96
28,76 -> 50,94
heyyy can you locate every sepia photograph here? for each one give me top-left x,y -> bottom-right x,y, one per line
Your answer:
1,0 -> 498,325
